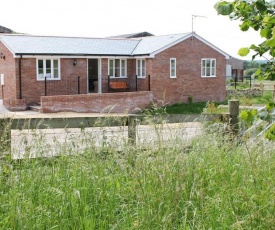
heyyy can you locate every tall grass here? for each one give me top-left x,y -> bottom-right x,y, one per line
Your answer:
0,122 -> 274,229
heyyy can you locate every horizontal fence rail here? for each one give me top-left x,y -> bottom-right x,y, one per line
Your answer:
0,100 -> 240,159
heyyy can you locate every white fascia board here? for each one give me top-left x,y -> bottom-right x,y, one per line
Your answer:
148,33 -> 231,59
149,33 -> 192,58
0,38 -> 16,56
14,55 -> 151,59
193,34 -> 231,59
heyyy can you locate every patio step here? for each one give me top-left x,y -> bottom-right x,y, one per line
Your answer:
29,105 -> 41,112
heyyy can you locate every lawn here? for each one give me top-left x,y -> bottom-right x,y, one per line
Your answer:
155,91 -> 274,115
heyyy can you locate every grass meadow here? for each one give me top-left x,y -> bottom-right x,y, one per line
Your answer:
0,120 -> 274,229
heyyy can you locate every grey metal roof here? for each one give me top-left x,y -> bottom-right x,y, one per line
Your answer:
132,33 -> 190,55
0,32 -> 228,57
0,35 -> 140,56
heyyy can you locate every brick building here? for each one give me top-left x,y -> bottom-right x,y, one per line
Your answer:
0,32 -> 229,113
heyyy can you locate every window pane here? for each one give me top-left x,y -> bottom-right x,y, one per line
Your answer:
54,69 -> 59,78
109,59 -> 114,76
115,59 -> 120,77
53,60 -> 59,78
46,60 -> 51,77
38,60 -> 43,69
121,60 -> 126,76
142,60 -> 145,76
171,59 -> 176,77
137,60 -> 141,76
207,60 -> 211,67
53,60 -> 58,69
38,60 -> 44,79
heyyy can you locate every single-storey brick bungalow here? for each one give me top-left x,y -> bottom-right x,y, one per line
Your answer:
0,32 -> 229,113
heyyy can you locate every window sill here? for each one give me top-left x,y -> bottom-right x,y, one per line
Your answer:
137,76 -> 146,79
37,78 -> 61,81
201,76 -> 216,78
170,76 -> 177,79
109,76 -> 127,79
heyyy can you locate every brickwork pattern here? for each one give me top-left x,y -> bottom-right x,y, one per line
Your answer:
41,91 -> 153,113
149,37 -> 226,105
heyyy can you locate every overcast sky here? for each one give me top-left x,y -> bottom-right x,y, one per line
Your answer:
0,0 -> 265,59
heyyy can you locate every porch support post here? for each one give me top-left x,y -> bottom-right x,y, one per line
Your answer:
44,77 -> 47,96
19,55 -> 22,99
108,75 -> 110,93
135,75 -> 138,91
77,76 -> 80,94
148,75 -> 151,91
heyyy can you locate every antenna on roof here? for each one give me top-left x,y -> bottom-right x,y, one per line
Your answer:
192,15 -> 207,43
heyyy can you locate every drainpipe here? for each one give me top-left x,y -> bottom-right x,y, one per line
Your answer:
19,55 -> 22,99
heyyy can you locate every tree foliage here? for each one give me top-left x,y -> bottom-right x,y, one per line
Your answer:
215,0 -> 275,80
244,60 -> 261,69
215,0 -> 275,140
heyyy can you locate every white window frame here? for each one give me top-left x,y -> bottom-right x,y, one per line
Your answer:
36,58 -> 61,81
170,58 -> 176,78
108,59 -> 127,78
201,58 -> 216,77
136,59 -> 146,78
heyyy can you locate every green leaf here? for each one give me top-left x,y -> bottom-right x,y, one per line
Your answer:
240,110 -> 255,124
238,47 -> 250,56
256,0 -> 267,13
240,21 -> 250,31
249,44 -> 258,50
266,102 -> 275,112
255,68 -> 261,76
266,38 -> 275,47
260,28 -> 271,38
251,109 -> 258,117
272,27 -> 275,38
263,16 -> 271,24
264,123 -> 275,141
214,1 -> 234,15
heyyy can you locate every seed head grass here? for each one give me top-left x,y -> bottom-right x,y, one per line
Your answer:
0,121 -> 274,229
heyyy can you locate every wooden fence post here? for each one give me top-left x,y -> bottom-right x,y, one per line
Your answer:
0,118 -> 11,152
229,100 -> 239,134
128,114 -> 137,145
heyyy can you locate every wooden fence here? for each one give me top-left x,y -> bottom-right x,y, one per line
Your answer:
0,100 -> 239,152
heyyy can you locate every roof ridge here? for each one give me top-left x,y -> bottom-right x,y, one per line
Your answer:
130,39 -> 143,55
0,33 -> 139,41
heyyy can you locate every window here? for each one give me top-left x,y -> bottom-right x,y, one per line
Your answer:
108,59 -> 127,78
136,59 -> 146,78
170,58 -> 176,78
201,58 -> 216,77
37,58 -> 60,80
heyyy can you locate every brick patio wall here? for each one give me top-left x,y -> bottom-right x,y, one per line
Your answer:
41,91 -> 153,113
3,98 -> 27,111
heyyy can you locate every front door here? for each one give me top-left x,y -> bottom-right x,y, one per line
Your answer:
88,59 -> 98,93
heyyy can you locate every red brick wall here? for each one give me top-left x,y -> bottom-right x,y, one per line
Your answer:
19,58 -> 88,105
0,41 -> 17,100
1,37 -> 226,112
41,91 -> 153,113
149,37 -> 226,105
